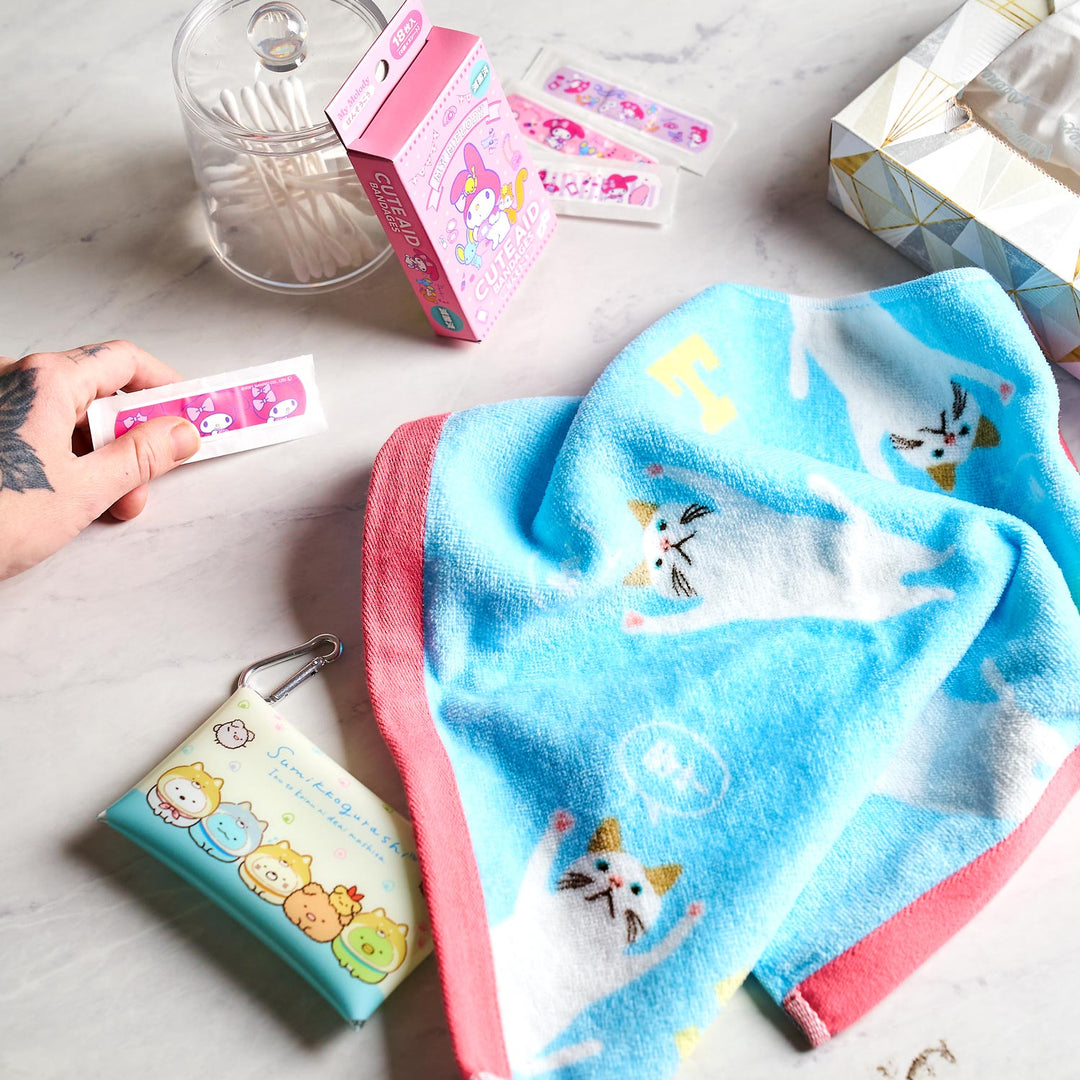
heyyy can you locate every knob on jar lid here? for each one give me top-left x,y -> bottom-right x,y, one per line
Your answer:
247,2 -> 309,72
174,0 -> 385,138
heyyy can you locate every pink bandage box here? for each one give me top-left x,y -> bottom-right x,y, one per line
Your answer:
327,2 -> 556,341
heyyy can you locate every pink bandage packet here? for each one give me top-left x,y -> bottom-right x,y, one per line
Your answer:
520,47 -> 733,177
536,161 -> 678,225
507,91 -> 658,164
87,355 -> 327,463
326,2 -> 555,342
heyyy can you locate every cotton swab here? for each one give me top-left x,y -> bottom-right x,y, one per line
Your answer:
218,89 -> 313,282
204,76 -> 384,283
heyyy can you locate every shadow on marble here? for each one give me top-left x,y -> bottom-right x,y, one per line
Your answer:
274,472 -> 466,1076
277,467 -> 407,799
74,822 -> 459,1075
72,822 -> 346,1047
739,974 -> 808,1052
11,136 -> 452,347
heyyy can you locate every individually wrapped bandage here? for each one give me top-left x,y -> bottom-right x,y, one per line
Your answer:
536,159 -> 678,224
508,90 -> 659,164
519,47 -> 733,175
87,355 -> 326,462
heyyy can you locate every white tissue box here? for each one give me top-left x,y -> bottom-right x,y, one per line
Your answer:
828,0 -> 1080,381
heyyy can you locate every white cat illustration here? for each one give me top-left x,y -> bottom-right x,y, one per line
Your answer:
622,464 -> 953,635
490,811 -> 703,1076
788,300 -> 1014,490
875,658 -> 1071,820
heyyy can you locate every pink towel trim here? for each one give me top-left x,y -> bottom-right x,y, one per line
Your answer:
362,414 -> 511,1080
785,742 -> 1080,1044
781,987 -> 830,1047
1061,430 -> 1078,471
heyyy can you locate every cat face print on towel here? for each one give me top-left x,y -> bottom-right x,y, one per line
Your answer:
490,810 -> 703,1077
787,299 -> 1013,490
623,464 -> 953,635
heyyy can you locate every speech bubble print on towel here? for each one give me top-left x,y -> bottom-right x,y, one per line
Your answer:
618,721 -> 730,824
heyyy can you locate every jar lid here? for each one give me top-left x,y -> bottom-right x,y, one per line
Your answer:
173,0 -> 385,146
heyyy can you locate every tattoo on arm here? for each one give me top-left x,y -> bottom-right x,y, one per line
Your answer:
0,367 -> 53,493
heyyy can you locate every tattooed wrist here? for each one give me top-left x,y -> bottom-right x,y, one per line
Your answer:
0,366 -> 53,493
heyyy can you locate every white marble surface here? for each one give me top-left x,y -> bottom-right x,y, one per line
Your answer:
3,1 -> 1080,1078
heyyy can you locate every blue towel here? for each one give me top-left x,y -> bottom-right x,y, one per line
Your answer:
360,268 -> 1080,1080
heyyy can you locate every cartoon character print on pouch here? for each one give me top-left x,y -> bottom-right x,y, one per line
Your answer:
622,464 -> 954,635
450,143 -> 528,267
147,763 -> 224,826
332,907 -> 410,984
875,657 -> 1071,821
328,884 -> 365,921
788,300 -> 1014,491
189,801 -> 267,862
490,810 -> 703,1076
213,718 -> 255,749
284,882 -> 363,943
239,840 -> 313,905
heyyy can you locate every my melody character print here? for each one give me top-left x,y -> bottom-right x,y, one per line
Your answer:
450,143 -> 528,271
360,269 -> 1080,1080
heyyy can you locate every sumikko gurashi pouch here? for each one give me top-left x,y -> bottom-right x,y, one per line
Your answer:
100,635 -> 431,1025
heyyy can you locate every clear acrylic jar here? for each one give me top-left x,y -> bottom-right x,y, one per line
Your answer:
173,0 -> 392,293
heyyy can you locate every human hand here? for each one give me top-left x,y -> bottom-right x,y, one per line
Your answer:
0,340 -> 200,580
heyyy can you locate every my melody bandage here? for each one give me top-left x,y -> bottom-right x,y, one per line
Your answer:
87,355 -> 326,462
360,269 -> 1080,1079
535,161 -> 678,225
519,47 -> 734,176
507,91 -> 660,164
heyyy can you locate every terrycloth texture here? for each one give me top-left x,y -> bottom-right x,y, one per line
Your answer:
361,268 -> 1080,1080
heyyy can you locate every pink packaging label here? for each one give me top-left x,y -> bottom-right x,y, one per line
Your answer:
113,374 -> 308,440
327,2 -> 555,341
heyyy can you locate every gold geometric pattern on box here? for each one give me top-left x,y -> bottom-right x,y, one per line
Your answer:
830,147 -> 1080,365
883,68 -> 958,147
830,151 -> 971,248
973,0 -> 1041,33
828,0 -> 1080,375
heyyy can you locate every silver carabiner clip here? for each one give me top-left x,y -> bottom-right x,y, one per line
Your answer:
236,633 -> 343,703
